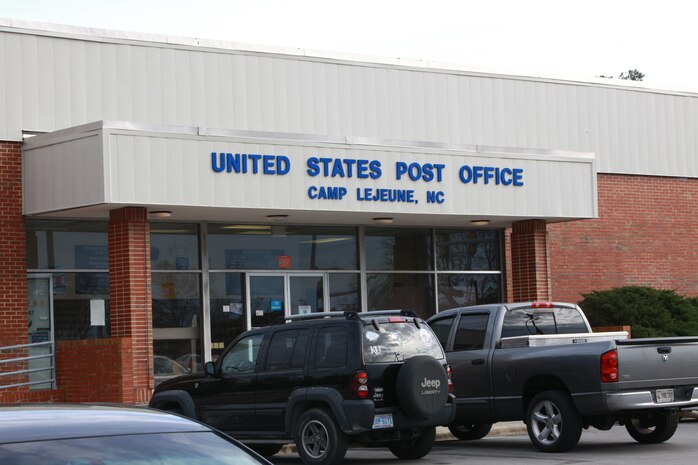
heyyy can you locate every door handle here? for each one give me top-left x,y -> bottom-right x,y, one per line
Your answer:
472,359 -> 485,365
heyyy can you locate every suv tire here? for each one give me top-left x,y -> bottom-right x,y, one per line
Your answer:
295,408 -> 348,465
388,426 -> 436,460
396,355 -> 448,419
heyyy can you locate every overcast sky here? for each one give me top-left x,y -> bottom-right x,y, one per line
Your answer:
1,0 -> 696,90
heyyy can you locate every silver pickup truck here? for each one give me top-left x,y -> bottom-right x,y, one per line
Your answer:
427,302 -> 698,452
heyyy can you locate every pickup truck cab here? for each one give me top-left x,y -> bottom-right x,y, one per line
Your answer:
427,302 -> 698,452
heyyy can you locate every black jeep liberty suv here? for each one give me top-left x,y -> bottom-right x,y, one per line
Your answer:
149,310 -> 456,465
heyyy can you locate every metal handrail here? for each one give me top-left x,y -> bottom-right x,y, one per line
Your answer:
0,341 -> 55,390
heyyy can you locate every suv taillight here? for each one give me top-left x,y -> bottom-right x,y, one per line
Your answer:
352,370 -> 369,399
446,365 -> 454,393
601,349 -> 618,383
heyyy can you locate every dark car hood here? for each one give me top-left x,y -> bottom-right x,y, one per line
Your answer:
155,373 -> 210,391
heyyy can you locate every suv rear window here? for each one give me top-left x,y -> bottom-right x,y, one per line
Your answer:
362,320 -> 444,363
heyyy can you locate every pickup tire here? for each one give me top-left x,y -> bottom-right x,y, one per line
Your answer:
388,426 -> 436,459
448,423 -> 493,440
526,390 -> 582,452
625,412 -> 679,444
295,408 -> 348,465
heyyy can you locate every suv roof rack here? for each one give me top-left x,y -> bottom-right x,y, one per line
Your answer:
273,311 -> 360,324
272,309 -> 419,324
360,310 -> 418,318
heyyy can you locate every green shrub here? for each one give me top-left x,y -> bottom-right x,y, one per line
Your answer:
578,286 -> 698,338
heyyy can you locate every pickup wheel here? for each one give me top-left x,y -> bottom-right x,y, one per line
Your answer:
526,391 -> 582,452
448,423 -> 493,440
295,408 -> 348,465
388,426 -> 436,460
625,412 -> 679,444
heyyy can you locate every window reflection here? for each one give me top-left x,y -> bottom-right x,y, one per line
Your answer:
150,223 -> 200,270
52,273 -> 110,340
207,224 -> 358,270
365,227 -> 432,271
329,274 -> 360,312
367,273 -> 435,319
437,274 -> 501,311
26,220 -> 108,270
436,230 -> 500,271
209,273 -> 246,360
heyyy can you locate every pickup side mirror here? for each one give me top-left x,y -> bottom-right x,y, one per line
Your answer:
205,361 -> 217,376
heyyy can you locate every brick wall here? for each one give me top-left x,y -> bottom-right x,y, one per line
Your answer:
548,173 -> 698,302
56,338 -> 133,403
108,207 -> 153,403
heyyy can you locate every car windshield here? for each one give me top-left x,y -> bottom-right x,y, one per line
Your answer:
0,431 -> 266,465
362,319 -> 445,363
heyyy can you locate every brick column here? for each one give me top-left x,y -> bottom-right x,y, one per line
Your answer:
0,142 -> 26,348
510,219 -> 551,302
0,141 -> 30,394
108,207 -> 153,403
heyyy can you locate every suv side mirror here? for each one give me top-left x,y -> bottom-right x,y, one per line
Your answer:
205,361 -> 217,376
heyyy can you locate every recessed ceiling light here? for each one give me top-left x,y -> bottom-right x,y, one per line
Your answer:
372,217 -> 394,224
470,219 -> 491,226
266,214 -> 289,222
149,211 -> 172,219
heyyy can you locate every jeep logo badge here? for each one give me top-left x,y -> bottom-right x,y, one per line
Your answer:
421,377 -> 441,390
662,355 -> 669,362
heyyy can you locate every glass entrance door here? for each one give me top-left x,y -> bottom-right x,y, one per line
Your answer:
248,275 -> 285,327
27,275 -> 54,390
246,273 -> 328,327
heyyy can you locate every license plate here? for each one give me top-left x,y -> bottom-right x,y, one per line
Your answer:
372,413 -> 394,429
656,388 -> 674,403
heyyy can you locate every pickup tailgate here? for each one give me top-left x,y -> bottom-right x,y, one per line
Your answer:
616,337 -> 698,389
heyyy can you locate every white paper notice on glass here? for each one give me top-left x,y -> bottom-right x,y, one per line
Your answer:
298,305 -> 312,315
222,305 -> 230,313
90,299 -> 106,326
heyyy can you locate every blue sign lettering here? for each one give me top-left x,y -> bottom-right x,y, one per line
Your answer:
211,153 -> 290,175
459,165 -> 523,186
395,162 -> 445,182
306,157 -> 382,179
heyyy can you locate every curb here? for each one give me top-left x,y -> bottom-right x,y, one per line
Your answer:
277,422 -> 527,455
436,422 -> 527,442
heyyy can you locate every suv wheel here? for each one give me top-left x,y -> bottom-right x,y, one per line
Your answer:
295,408 -> 348,465
388,426 -> 436,460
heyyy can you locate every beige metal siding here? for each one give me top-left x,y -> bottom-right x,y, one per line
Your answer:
2,27 -> 697,178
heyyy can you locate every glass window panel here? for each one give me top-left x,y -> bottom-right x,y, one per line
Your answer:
152,273 -> 202,329
52,272 -> 110,340
207,224 -> 358,270
290,276 -> 324,314
366,273 -> 435,320
436,229 -> 500,271
329,273 -> 360,312
264,329 -> 309,371
501,307 -> 589,338
153,340 -> 198,383
151,223 -> 200,270
315,327 -> 347,368
220,334 -> 264,375
453,314 -> 489,351
26,220 -> 108,270
364,227 -> 433,271
437,274 -> 501,311
209,272 -> 246,360
429,315 -> 455,348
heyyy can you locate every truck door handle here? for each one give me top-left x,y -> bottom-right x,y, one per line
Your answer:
657,347 -> 672,354
472,359 -> 485,365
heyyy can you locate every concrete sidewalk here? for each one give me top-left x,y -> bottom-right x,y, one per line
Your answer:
436,421 -> 527,442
